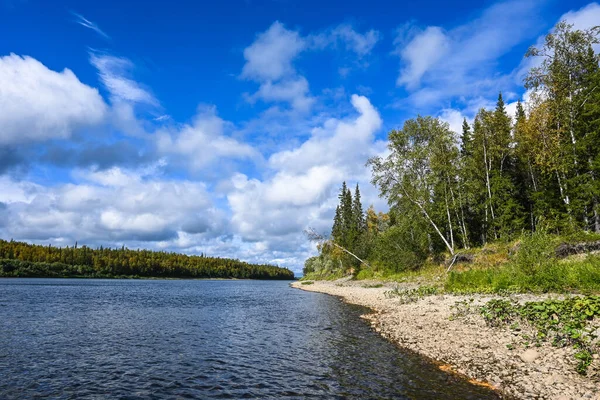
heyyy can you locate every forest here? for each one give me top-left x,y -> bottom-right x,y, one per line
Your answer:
304,22 -> 600,281
0,239 -> 294,280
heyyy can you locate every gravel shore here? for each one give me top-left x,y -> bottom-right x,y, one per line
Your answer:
291,279 -> 599,400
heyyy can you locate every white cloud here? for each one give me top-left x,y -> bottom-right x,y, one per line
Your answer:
241,22 -> 380,112
561,2 -> 600,33
90,52 -> 158,106
311,24 -> 381,58
332,25 -> 380,57
157,105 -> 259,170
241,22 -> 313,112
394,0 -> 543,108
71,11 -> 110,39
0,54 -> 107,145
0,166 -> 224,244
227,94 -> 384,262
241,21 -> 306,82
438,108 -> 469,135
248,77 -> 314,112
269,94 -> 382,172
396,26 -> 449,89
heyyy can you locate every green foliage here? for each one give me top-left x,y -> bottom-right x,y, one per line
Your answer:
449,298 -> 477,320
513,231 -> 556,274
445,232 -> 600,294
445,256 -> 600,294
0,240 -> 294,280
361,283 -> 383,288
479,296 -> 600,374
307,22 -> 600,280
384,285 -> 439,304
302,253 -> 344,279
372,222 -> 429,272
355,268 -> 376,280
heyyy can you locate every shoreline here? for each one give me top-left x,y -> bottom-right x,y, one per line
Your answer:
291,280 -> 599,400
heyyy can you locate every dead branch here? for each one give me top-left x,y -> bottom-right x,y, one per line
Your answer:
303,227 -> 371,268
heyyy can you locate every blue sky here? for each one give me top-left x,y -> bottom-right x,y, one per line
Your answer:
0,0 -> 598,272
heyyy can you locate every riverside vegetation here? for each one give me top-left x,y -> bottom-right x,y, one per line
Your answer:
0,239 -> 294,280
302,22 -> 600,378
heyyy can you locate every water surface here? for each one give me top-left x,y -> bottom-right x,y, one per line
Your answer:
0,279 -> 499,399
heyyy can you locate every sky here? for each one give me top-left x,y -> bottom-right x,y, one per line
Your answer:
0,0 -> 599,273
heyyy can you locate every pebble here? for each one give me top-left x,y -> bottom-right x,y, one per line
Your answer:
520,349 -> 540,363
292,280 -> 599,400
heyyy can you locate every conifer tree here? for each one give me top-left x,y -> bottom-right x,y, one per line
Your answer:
352,184 -> 365,235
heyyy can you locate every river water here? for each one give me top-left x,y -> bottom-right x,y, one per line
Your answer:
0,279 -> 499,399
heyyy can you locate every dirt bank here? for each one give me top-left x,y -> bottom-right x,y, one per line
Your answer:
291,280 -> 599,400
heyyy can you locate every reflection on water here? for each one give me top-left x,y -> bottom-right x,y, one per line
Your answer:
0,279 -> 499,399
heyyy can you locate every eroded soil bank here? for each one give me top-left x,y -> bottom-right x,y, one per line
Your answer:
291,279 -> 599,400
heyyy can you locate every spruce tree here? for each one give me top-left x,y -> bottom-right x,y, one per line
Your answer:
460,118 -> 472,157
352,184 -> 365,235
341,184 -> 354,249
331,205 -> 343,242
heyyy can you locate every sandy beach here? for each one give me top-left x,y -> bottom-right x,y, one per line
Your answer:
291,279 -> 599,400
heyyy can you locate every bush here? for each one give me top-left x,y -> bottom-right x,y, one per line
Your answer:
513,231 -> 556,275
372,224 -> 428,272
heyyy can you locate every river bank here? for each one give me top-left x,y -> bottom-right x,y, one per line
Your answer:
291,279 -> 600,400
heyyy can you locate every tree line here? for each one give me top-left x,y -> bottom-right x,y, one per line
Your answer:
305,22 -> 600,276
0,239 -> 294,280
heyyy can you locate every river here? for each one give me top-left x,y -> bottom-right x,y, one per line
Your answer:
0,279 -> 499,399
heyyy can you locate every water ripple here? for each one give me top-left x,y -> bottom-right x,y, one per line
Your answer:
0,279 -> 500,399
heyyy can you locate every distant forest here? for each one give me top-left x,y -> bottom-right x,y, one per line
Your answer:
0,239 -> 294,280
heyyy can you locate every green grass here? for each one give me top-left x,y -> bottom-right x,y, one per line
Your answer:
445,258 -> 600,294
307,232 -> 600,294
354,262 -> 447,285
385,285 -> 439,303
301,270 -> 347,281
361,283 -> 383,288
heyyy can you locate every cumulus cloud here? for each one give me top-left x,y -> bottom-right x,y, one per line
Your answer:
269,95 -> 382,172
438,108 -> 469,136
0,54 -> 107,145
241,22 -> 313,112
246,77 -> 314,112
241,21 -> 380,112
227,95 -> 384,264
241,21 -> 306,82
157,105 -> 259,171
0,167 -> 225,244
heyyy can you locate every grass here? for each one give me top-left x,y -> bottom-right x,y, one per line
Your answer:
445,258 -> 600,294
308,232 -> 600,295
355,262 -> 447,285
361,283 -> 384,288
445,231 -> 600,294
302,270 -> 347,281
385,285 -> 439,303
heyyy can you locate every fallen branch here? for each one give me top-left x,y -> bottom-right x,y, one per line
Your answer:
304,227 -> 371,269
445,251 -> 473,272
